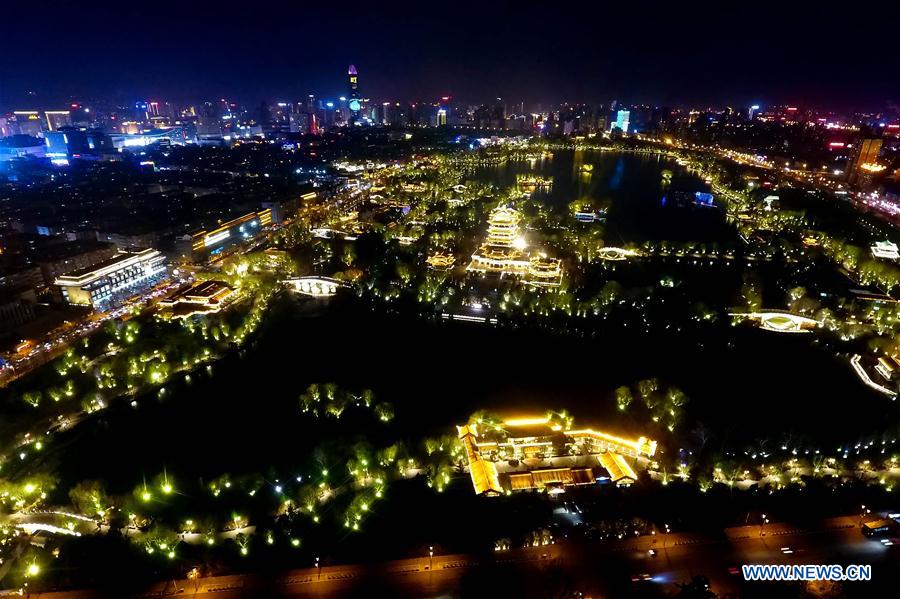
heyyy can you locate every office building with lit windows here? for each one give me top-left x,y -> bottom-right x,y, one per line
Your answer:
847,137 -> 884,187
44,110 -> 72,131
177,209 -> 273,262
55,248 -> 167,310
612,109 -> 630,133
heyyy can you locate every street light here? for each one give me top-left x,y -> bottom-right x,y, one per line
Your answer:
315,557 -> 321,581
429,546 -> 434,570
859,505 -> 871,525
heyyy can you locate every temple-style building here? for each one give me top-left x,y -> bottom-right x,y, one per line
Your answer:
467,205 -> 562,286
458,416 -> 656,496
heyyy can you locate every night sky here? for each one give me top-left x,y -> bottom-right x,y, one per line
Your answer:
3,0 -> 899,110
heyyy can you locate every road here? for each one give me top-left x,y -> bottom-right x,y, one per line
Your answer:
0,278 -> 187,388
19,515 -> 895,598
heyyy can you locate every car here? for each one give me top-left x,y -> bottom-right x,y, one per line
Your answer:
631,573 -> 653,582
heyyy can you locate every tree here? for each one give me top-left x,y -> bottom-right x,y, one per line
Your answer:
69,480 -> 110,518
22,391 -> 42,408
615,386 -> 633,411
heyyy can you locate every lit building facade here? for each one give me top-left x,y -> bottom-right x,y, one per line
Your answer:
11,111 -> 43,137
613,109 -> 630,133
348,65 -> 361,115
467,206 -> 562,286
159,280 -> 234,314
44,111 -> 72,131
459,416 -> 656,496
178,209 -> 273,262
55,249 -> 167,310
847,138 -> 883,186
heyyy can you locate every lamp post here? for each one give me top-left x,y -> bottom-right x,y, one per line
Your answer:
315,557 -> 321,581
429,546 -> 434,570
662,523 -> 672,566
858,505 -> 871,525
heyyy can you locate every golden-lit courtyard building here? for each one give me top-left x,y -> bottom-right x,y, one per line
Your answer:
458,416 -> 656,495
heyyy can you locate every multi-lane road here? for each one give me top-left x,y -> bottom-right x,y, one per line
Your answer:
20,515 -> 895,598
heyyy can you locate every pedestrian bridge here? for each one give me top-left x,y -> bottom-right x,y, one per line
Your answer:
311,228 -> 357,240
597,247 -> 641,261
731,311 -> 820,333
283,277 -> 345,297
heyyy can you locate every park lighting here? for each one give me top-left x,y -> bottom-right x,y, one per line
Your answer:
26,562 -> 40,577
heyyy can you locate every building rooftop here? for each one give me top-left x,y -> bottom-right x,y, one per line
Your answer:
56,248 -> 161,284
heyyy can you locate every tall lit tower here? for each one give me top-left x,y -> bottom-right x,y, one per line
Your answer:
347,65 -> 361,115
847,137 -> 883,187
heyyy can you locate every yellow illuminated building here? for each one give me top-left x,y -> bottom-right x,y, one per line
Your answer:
183,209 -> 273,261
426,253 -> 456,269
457,424 -> 502,496
467,206 -> 562,286
458,415 -> 655,495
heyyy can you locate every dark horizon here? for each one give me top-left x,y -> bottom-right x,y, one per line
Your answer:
2,0 -> 900,112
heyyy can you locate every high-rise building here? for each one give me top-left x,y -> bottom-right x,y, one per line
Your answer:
45,110 -> 72,131
11,111 -> 43,136
612,109 -> 630,133
348,65 -> 361,115
847,137 -> 883,186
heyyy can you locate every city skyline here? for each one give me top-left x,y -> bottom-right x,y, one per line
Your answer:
3,1 -> 900,111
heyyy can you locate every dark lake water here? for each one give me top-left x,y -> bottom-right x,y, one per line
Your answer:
467,149 -> 732,244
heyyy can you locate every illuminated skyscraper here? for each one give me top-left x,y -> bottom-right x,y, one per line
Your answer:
347,65 -> 361,114
45,110 -> 72,131
612,109 -> 630,133
847,137 -> 883,186
12,111 -> 43,136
